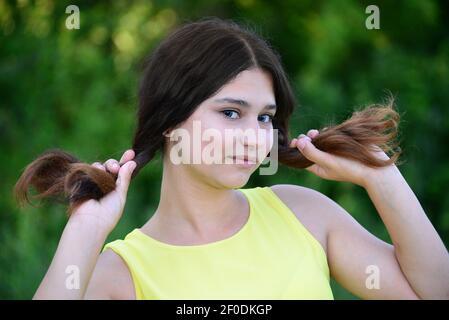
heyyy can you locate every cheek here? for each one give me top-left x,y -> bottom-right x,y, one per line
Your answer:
261,127 -> 273,149
267,128 -> 275,151
178,114 -> 224,158
257,127 -> 274,159
200,119 -> 229,158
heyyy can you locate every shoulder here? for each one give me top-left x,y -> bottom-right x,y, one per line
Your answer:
268,184 -> 352,254
84,248 -> 136,300
270,184 -> 329,207
269,184 -> 345,211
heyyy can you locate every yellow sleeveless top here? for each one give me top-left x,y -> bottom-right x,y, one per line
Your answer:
102,186 -> 334,300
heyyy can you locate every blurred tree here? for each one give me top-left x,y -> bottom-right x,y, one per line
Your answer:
1,0 -> 448,299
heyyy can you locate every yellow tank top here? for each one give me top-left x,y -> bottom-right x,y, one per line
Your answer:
102,186 -> 334,299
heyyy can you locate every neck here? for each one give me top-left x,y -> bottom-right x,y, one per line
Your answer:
148,160 -> 248,241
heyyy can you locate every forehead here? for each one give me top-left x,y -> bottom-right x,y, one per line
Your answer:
211,68 -> 276,105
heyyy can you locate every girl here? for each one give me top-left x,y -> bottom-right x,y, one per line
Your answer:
15,18 -> 449,300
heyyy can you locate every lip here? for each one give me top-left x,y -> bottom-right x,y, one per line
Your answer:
227,156 -> 257,168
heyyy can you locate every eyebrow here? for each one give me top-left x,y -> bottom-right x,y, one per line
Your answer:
213,97 -> 277,111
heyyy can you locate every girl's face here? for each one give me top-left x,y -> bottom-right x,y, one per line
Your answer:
164,67 -> 276,189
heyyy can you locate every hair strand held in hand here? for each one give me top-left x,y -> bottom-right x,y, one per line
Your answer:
13,149 -> 118,216
279,99 -> 403,169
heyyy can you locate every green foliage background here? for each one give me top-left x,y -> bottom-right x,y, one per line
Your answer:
1,0 -> 448,299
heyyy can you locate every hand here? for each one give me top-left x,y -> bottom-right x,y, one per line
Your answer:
68,149 -> 136,234
290,130 -> 394,187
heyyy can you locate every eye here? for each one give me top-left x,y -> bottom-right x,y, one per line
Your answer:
221,109 -> 240,120
258,114 -> 274,123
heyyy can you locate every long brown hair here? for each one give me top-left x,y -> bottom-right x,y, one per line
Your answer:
13,18 -> 402,215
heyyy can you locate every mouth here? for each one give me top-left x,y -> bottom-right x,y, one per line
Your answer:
227,155 -> 258,166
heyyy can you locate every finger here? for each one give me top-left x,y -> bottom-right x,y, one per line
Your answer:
297,133 -> 310,140
304,163 -> 320,176
116,160 -> 137,196
91,162 -> 106,171
119,149 -> 135,166
295,136 -> 331,164
289,138 -> 298,148
104,159 -> 120,174
307,129 -> 319,139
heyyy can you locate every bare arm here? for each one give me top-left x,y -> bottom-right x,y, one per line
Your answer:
358,166 -> 449,299
33,150 -> 136,299
33,217 -> 109,299
289,129 -> 449,299
84,249 -> 136,300
271,184 -> 421,299
322,188 -> 421,299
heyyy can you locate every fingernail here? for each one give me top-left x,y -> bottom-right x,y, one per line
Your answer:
297,138 -> 306,150
290,139 -> 297,147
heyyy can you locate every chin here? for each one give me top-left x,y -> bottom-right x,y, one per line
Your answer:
191,164 -> 259,190
214,168 -> 256,189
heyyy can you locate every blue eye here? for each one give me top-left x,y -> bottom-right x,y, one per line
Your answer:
222,110 -> 240,119
258,114 -> 274,123
221,109 -> 273,123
